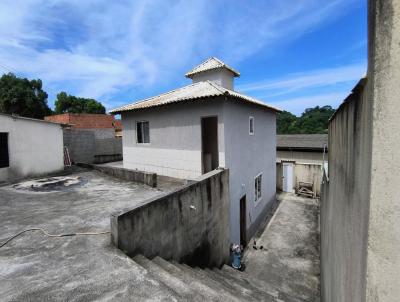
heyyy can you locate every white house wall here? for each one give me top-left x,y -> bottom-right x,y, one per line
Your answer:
277,150 -> 325,165
0,115 -> 64,182
223,101 -> 277,244
121,100 -> 226,179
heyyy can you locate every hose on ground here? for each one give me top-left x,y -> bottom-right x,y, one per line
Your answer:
0,228 -> 110,248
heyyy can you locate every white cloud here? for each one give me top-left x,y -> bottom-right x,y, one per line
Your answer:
237,63 -> 366,95
270,92 -> 350,116
0,0 -> 359,107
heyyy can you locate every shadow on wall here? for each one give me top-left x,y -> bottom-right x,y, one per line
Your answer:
111,168 -> 230,268
63,128 -> 122,164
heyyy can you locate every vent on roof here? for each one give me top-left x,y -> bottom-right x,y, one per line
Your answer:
185,57 -> 239,90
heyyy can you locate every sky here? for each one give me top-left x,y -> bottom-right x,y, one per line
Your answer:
0,0 -> 367,116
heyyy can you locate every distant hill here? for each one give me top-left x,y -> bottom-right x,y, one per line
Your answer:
277,105 -> 335,134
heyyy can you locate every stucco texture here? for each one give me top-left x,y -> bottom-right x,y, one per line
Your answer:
0,115 -> 64,182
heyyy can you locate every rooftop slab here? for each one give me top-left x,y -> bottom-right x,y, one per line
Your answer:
0,169 -> 184,301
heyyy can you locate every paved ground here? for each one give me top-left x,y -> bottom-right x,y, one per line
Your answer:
0,169 -> 184,301
244,192 -> 320,302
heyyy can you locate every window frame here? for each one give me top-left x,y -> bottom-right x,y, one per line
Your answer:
254,173 -> 262,203
136,121 -> 150,144
249,116 -> 254,135
0,132 -> 9,168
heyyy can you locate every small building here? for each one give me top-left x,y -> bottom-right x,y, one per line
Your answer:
0,113 -> 64,182
45,113 -> 122,164
276,134 -> 327,196
110,57 -> 280,245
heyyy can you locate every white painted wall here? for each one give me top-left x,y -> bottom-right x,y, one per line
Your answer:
0,114 -> 64,182
191,69 -> 235,90
277,150 -> 325,165
121,100 -> 226,179
223,101 -> 277,244
121,98 -> 277,243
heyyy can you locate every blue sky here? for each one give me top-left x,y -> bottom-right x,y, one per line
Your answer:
0,0 -> 367,116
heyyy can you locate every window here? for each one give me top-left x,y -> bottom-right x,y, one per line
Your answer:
0,133 -> 9,168
136,121 -> 150,143
254,174 -> 262,202
249,116 -> 254,135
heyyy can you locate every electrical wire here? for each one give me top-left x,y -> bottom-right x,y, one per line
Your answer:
0,228 -> 110,248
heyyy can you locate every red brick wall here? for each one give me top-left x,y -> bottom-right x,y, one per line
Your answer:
45,113 -> 121,129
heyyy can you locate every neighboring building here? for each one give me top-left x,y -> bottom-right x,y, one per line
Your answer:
321,1 -> 400,301
110,57 -> 280,245
0,113 -> 64,182
45,113 -> 122,164
45,113 -> 122,137
276,134 -> 327,195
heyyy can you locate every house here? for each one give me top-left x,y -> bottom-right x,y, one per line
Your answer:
276,134 -> 327,195
44,113 -> 122,164
0,113 -> 64,182
110,57 -> 280,245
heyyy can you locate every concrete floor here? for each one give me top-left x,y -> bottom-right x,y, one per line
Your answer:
244,192 -> 320,302
0,169 -> 184,301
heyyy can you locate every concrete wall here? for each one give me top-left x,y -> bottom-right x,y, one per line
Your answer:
276,162 -> 323,196
191,69 -> 235,90
223,101 -> 277,244
0,115 -> 64,182
121,100 -> 225,179
111,169 -> 230,268
78,162 -> 157,187
277,150 -> 325,165
321,1 -> 400,301
63,128 -> 122,164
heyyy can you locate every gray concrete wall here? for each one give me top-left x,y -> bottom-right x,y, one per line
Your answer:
77,162 -> 157,187
320,78 -> 372,302
321,1 -> 400,301
223,101 -> 277,244
111,169 -> 230,268
365,1 -> 400,300
0,115 -> 64,182
121,100 -> 225,179
63,128 -> 122,164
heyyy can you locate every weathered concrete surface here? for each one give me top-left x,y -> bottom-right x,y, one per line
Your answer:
111,169 -> 230,268
0,170 -> 184,301
244,193 -> 320,302
78,162 -> 157,187
320,1 -> 400,301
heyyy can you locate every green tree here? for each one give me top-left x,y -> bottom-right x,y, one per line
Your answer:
296,106 -> 335,134
0,73 -> 52,119
276,105 -> 335,134
277,110 -> 299,134
54,91 -> 105,114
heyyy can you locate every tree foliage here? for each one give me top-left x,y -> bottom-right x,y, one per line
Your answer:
277,105 -> 335,134
54,92 -> 105,114
0,73 -> 52,119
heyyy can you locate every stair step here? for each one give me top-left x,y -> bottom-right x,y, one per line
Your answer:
176,263 -> 244,302
121,255 -> 186,301
220,265 -> 307,302
133,255 -> 202,301
152,257 -> 234,302
204,268 -> 275,302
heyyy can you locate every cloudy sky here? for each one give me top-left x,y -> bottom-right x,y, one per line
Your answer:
0,0 -> 367,115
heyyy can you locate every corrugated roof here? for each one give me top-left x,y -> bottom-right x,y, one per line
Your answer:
110,81 -> 280,114
185,57 -> 240,78
277,134 -> 328,150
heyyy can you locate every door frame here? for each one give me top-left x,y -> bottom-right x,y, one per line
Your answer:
200,115 -> 218,174
240,195 -> 247,247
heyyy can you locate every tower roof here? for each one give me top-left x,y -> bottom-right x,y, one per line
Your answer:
185,57 -> 240,78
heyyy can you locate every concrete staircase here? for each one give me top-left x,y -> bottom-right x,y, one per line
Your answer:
131,254 -> 307,302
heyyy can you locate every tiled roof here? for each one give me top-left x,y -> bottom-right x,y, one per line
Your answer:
277,134 -> 328,150
109,81 -> 280,114
185,57 -> 240,78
